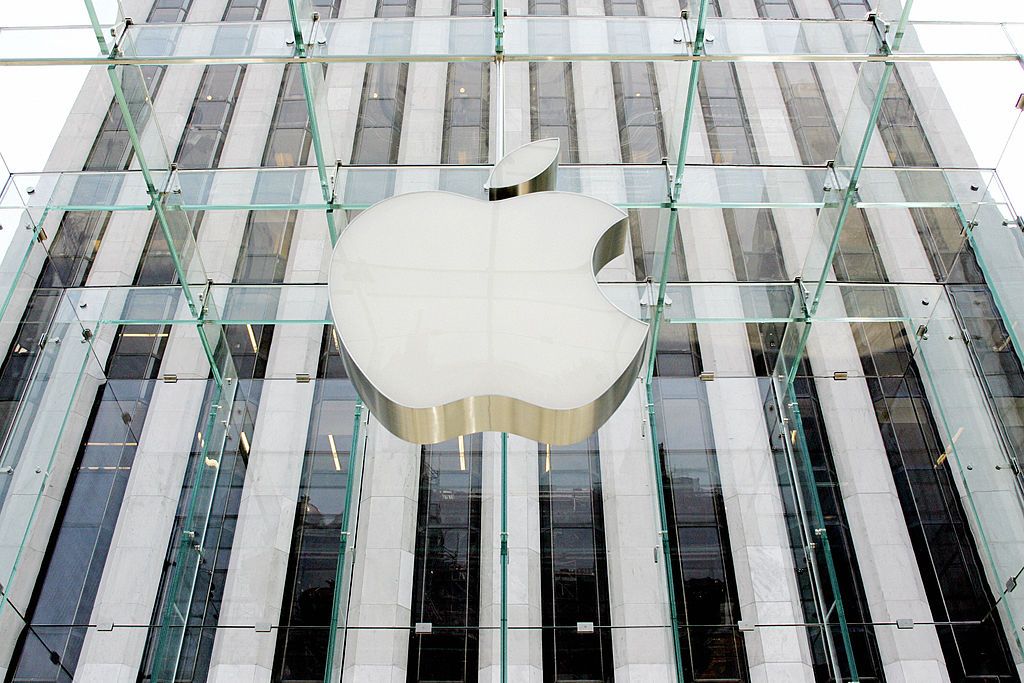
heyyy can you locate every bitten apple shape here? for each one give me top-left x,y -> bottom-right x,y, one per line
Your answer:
328,140 -> 648,445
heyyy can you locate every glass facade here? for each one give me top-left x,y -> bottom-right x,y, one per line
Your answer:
0,0 -> 1023,681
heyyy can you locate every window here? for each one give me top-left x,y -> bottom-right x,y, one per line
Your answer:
441,0 -> 491,164
538,436 -> 615,681
655,379 -> 749,681
273,360 -> 357,682
830,0 -> 870,20
611,63 -> 666,163
352,64 -> 410,164
852,321 -> 1017,679
530,63 -> 579,163
443,63 -> 490,164
408,435 -> 484,682
630,209 -> 687,282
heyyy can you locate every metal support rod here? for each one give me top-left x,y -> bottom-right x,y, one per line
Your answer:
82,0 -> 110,56
287,0 -> 340,245
500,431 -> 509,683
494,57 -> 505,157
641,5 -> 708,677
780,384 -> 857,681
645,0 -> 708,386
645,382 -> 686,683
324,399 -> 365,682
494,0 -> 505,55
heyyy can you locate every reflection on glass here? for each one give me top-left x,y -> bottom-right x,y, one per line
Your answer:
274,330 -> 355,680
656,379 -> 748,681
407,434 -> 483,682
538,436 -> 615,681
853,321 -> 1017,678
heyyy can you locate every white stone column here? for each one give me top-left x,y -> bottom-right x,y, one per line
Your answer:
598,384 -> 676,681
478,433 -> 543,682
679,195 -> 815,680
342,420 -> 420,682
204,3 -> 343,675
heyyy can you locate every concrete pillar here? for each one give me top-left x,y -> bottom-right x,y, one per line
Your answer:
598,384 -> 676,681
342,420 -> 420,682
207,172 -> 337,683
478,433 -> 543,682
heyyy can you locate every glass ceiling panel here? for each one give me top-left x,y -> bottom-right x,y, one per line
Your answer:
3,165 -> 1011,213
59,281 -> 956,327
5,19 -> 1024,65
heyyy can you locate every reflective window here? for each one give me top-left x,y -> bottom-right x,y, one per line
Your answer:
352,64 -> 409,164
853,321 -> 1017,679
408,434 -> 483,682
443,63 -> 490,164
655,379 -> 748,681
136,55 -> 250,286
8,298 -> 170,680
611,62 -> 665,163
538,436 -> 615,681
139,380 -> 257,682
8,381 -> 153,683
441,0 -> 491,165
530,63 -> 579,163
830,0 -> 870,20
273,340 -> 357,681
631,209 -> 686,282
529,0 -> 567,14
351,0 -> 415,164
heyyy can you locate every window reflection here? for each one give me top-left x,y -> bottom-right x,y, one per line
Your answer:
273,330 -> 356,681
408,434 -> 483,682
538,436 -> 615,682
853,321 -> 1017,679
530,59 -> 578,163
628,209 -> 687,283
655,379 -> 748,681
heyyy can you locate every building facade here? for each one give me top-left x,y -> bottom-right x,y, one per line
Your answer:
0,0 -> 1023,681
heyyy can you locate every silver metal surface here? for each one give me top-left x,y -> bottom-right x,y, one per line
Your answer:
328,141 -> 648,445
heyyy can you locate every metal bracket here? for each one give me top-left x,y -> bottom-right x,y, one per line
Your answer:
794,276 -> 811,319
866,11 -> 890,54
109,17 -> 133,56
673,9 -> 692,47
161,163 -> 181,198
662,156 -> 674,201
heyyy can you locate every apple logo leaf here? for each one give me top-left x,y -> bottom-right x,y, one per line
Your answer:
328,138 -> 649,445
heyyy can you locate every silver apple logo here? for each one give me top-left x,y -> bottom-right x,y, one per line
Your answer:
328,139 -> 648,445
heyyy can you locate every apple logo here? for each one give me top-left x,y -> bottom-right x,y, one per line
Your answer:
328,138 -> 648,445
